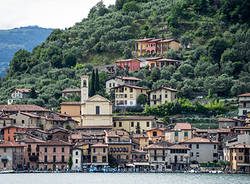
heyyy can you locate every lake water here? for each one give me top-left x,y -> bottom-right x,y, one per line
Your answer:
1,173 -> 250,184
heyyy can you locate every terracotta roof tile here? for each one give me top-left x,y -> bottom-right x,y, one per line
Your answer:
0,105 -> 50,112
168,145 -> 190,150
238,93 -> 250,97
174,123 -> 192,130
182,137 -> 218,144
0,141 -> 26,147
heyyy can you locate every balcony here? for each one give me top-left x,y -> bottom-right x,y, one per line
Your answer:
29,155 -> 38,162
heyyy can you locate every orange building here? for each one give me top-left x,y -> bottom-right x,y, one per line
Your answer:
2,126 -> 27,141
146,128 -> 165,143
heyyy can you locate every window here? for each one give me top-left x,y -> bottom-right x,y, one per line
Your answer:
180,156 -> 183,161
93,156 -> 97,162
3,121 -> 6,127
44,155 -> 47,163
75,159 -> 78,164
191,152 -> 193,157
162,156 -> 165,161
175,132 -> 178,136
113,122 -> 116,127
96,106 -> 100,115
125,94 -> 127,98
93,148 -> 96,153
196,152 -> 199,157
103,148 -> 106,153
147,122 -> 150,127
153,95 -> 156,100
239,156 -> 243,160
62,147 -> 64,152
153,132 -> 157,137
189,144 -> 192,149
76,151 -> 78,156
154,156 -> 157,161
62,155 -> 65,162
4,148 -> 6,153
131,122 -> 134,127
196,144 -> 199,149
53,156 -> 56,162
102,156 -> 106,163
184,132 -> 188,137
130,88 -> 133,93
165,92 -> 168,98
22,120 -> 25,124
53,148 -> 56,152
137,122 -> 140,127
239,148 -> 243,152
119,122 -> 122,127
213,153 -> 218,158
44,148 -> 47,152
214,145 -> 216,149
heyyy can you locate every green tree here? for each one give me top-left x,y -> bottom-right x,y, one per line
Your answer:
29,87 -> 38,99
90,70 -> 96,97
68,155 -> 73,170
137,94 -> 147,106
151,67 -> 161,82
95,69 -> 100,92
122,1 -> 139,12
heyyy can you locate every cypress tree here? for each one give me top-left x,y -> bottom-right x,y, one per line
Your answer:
95,69 -> 100,92
90,70 -> 96,97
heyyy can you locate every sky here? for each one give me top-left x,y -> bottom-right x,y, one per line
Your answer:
0,0 -> 116,30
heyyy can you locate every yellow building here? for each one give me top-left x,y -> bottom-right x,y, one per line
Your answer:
90,143 -> 109,169
61,76 -> 113,128
113,84 -> 147,107
135,38 -> 180,57
149,87 -> 178,107
60,102 -> 81,123
229,144 -> 250,172
131,134 -> 149,150
113,116 -> 155,133
81,95 -> 113,127
148,58 -> 181,70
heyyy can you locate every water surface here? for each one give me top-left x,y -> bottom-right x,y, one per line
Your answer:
1,173 -> 249,184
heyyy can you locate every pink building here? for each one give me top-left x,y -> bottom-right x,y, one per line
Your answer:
38,140 -> 72,171
115,59 -> 141,71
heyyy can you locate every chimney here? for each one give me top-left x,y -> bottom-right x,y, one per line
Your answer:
81,75 -> 89,103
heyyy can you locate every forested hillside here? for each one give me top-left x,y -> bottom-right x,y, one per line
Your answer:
0,0 -> 249,111
0,26 -> 53,76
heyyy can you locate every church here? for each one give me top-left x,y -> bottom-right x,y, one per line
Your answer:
60,76 -> 113,129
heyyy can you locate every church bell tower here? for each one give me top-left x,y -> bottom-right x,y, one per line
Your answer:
81,75 -> 89,103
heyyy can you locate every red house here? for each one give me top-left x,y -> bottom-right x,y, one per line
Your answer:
2,126 -> 27,141
115,59 -> 141,71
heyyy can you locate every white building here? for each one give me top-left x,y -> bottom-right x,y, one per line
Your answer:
165,123 -> 193,143
238,93 -> 250,116
105,76 -> 141,94
168,145 -> 190,171
8,88 -> 38,105
72,148 -> 82,171
181,137 -> 218,163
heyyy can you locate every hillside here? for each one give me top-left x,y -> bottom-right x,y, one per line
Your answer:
0,0 -> 249,112
0,26 -> 53,76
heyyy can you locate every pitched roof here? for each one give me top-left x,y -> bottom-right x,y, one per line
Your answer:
117,76 -> 141,81
113,116 -> 155,121
174,123 -> 192,130
134,38 -> 153,42
20,112 -> 40,118
182,137 -> 218,144
91,143 -> 108,147
0,141 -> 26,147
86,94 -> 111,103
62,89 -> 81,93
168,145 -> 190,150
12,88 -> 31,93
159,39 -> 179,43
149,86 -> 178,93
238,93 -> 250,97
0,105 -> 50,112
112,84 -> 147,90
145,57 -> 162,61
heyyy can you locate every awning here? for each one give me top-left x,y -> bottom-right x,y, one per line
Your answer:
126,164 -> 135,167
134,162 -> 150,166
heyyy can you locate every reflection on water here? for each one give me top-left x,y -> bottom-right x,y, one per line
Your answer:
0,173 -> 250,184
